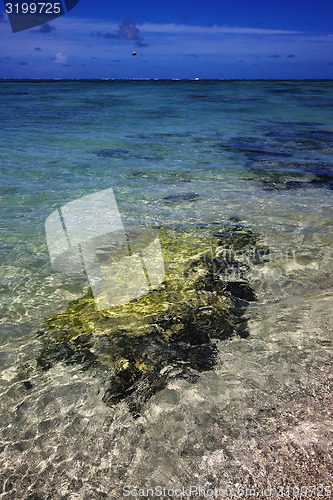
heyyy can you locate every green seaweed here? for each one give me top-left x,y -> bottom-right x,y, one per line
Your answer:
215,225 -> 260,249
36,225 -> 264,414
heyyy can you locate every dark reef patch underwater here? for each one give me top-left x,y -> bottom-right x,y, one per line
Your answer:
20,225 -> 267,417
219,121 -> 333,191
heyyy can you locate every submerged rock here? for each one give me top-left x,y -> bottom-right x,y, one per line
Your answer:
219,136 -> 292,161
162,192 -> 200,202
247,168 -> 333,191
35,225 -> 264,415
94,148 -> 132,158
310,172 -> 333,190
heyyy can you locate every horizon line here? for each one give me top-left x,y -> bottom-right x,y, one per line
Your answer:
1,77 -> 332,81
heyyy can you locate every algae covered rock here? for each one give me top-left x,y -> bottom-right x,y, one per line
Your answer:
36,225 -> 264,415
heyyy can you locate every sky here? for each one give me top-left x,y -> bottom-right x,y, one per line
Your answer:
0,0 -> 332,79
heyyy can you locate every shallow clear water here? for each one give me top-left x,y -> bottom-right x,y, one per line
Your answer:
0,80 -> 332,498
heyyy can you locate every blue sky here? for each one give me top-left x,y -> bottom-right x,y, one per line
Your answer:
0,0 -> 332,78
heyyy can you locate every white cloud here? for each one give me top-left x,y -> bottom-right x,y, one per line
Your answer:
54,52 -> 68,64
45,17 -> 302,36
139,23 -> 301,35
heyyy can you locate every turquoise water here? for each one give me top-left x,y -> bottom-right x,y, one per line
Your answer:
0,80 -> 332,497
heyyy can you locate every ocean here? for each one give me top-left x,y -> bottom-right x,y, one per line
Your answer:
0,80 -> 332,498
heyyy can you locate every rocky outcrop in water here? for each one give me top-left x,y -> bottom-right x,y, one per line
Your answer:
33,225 -> 267,415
